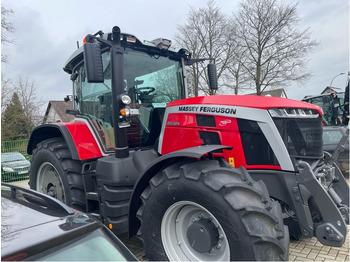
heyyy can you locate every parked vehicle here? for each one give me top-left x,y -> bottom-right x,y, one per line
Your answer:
1,152 -> 30,182
303,91 -> 346,126
302,72 -> 349,127
323,126 -> 349,175
1,183 -> 137,261
27,26 -> 349,261
302,74 -> 349,176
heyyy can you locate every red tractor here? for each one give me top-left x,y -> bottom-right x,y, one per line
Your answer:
27,26 -> 349,261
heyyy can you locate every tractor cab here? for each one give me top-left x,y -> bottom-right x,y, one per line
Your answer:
64,31 -> 188,153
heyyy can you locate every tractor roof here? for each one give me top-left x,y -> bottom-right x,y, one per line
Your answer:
63,29 -> 190,74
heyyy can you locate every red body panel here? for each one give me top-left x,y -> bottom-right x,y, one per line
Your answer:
168,95 -> 323,115
161,112 -> 281,170
63,121 -> 103,160
162,113 -> 246,167
161,95 -> 316,171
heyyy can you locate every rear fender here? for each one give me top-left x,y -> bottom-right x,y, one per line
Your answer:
128,144 -> 232,237
27,122 -> 103,161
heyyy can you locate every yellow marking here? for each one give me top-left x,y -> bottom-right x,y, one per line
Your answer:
229,157 -> 235,167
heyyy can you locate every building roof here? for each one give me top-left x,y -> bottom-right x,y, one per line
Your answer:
321,86 -> 343,94
42,101 -> 75,124
247,88 -> 287,98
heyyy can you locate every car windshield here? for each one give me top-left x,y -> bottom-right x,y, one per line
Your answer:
1,153 -> 26,163
29,229 -> 133,261
323,130 -> 344,145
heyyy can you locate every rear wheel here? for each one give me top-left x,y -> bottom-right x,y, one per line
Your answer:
29,137 -> 86,211
137,159 -> 289,261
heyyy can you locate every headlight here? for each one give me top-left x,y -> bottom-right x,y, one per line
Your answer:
268,108 -> 320,118
2,167 -> 14,172
118,94 -> 131,105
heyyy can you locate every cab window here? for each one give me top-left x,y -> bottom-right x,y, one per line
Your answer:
73,49 -> 184,151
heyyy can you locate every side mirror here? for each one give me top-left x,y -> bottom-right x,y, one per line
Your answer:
64,95 -> 70,102
207,64 -> 218,90
83,42 -> 104,83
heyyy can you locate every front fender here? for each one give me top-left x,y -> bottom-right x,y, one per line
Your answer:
128,144 -> 232,237
27,122 -> 103,160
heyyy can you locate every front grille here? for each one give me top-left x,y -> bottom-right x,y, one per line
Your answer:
273,116 -> 323,158
237,119 -> 278,165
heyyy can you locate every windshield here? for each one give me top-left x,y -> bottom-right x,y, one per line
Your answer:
1,153 -> 26,163
323,129 -> 347,145
73,49 -> 184,151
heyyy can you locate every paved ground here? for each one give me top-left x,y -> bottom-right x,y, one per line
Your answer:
9,179 -> 350,261
119,228 -> 350,261
289,229 -> 350,261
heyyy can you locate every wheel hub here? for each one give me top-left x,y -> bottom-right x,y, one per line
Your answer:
47,183 -> 57,198
37,163 -> 65,202
187,217 -> 219,253
161,201 -> 230,261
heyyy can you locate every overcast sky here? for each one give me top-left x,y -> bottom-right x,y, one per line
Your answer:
1,0 -> 349,107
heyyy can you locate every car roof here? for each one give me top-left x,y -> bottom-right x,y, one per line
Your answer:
1,183 -> 102,260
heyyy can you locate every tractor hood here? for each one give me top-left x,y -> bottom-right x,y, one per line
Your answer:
167,95 -> 323,116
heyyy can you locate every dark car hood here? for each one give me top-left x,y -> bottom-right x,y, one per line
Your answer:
2,197 -> 61,234
1,197 -> 99,258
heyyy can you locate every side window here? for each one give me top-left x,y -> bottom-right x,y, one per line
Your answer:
237,119 -> 279,166
74,52 -> 112,125
73,53 -> 115,151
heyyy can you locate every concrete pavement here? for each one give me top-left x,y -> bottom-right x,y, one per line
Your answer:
120,228 -> 350,261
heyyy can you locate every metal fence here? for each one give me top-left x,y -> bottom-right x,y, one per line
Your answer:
1,139 -> 30,183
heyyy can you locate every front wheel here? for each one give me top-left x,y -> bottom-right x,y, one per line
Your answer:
137,159 -> 289,261
162,200 -> 230,261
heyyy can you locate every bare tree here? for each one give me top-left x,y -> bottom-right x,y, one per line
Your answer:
1,73 -> 13,113
1,5 -> 15,112
232,0 -> 318,95
1,5 -> 15,64
221,22 -> 252,95
13,75 -> 45,128
175,0 -> 232,96
175,26 -> 205,97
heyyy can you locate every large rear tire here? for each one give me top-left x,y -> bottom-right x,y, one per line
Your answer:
137,159 -> 289,261
29,137 -> 86,211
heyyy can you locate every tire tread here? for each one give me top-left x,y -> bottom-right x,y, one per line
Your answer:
137,159 -> 289,261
